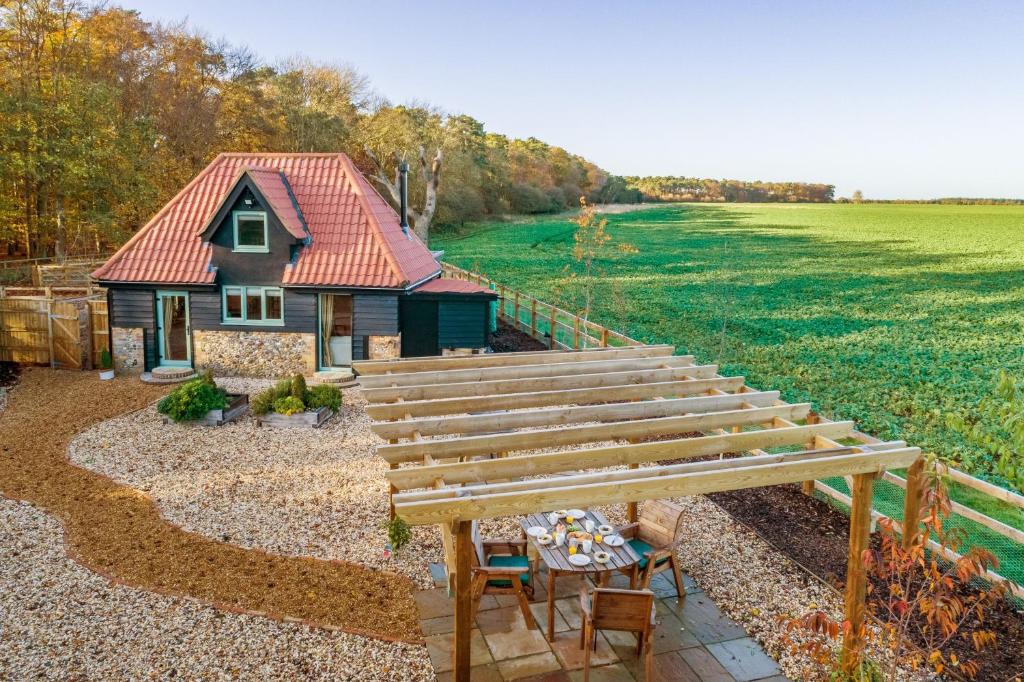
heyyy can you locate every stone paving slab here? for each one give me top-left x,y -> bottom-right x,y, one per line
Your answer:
416,565 -> 790,681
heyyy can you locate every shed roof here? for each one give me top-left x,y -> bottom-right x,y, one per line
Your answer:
93,153 -> 440,289
412,279 -> 496,295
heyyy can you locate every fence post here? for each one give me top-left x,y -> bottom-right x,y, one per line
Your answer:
549,304 -> 557,349
530,299 -> 537,339
902,458 -> 926,550
514,291 -> 521,329
573,316 -> 580,349
45,298 -> 55,368
601,328 -> 609,347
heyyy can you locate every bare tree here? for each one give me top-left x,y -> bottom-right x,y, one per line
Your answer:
363,146 -> 442,242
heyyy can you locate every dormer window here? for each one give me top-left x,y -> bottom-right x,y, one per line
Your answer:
232,211 -> 268,252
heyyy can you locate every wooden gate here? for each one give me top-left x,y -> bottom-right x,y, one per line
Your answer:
50,300 -> 83,369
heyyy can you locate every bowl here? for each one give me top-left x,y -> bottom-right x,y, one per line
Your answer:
593,551 -> 610,564
597,524 -> 615,535
537,533 -> 553,545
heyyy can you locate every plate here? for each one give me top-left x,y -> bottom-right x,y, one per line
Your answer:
597,524 -> 615,535
567,509 -> 587,519
526,526 -> 548,537
568,553 -> 592,567
605,535 -> 625,547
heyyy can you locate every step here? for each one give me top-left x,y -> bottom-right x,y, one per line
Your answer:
142,367 -> 198,384
310,370 -> 358,387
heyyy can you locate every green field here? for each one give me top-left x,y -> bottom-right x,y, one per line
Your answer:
435,203 -> 1024,499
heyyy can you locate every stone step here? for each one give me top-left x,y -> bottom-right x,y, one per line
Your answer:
310,370 -> 356,386
151,365 -> 197,380
141,371 -> 198,385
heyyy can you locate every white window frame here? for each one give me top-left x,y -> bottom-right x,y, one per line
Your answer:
222,286 -> 284,326
232,211 -> 269,253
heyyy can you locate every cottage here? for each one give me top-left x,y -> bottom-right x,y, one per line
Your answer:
93,153 -> 496,377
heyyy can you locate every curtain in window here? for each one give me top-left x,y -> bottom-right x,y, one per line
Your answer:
320,294 -> 334,367
161,295 -> 176,361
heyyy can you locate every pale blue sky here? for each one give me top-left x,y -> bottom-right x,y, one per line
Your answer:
127,1 -> 1023,199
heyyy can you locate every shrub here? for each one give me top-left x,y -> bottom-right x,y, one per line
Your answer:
272,395 -> 305,416
199,369 -> 216,387
251,379 -> 293,416
386,515 -> 412,552
305,384 -> 342,411
157,378 -> 227,422
290,374 -> 307,401
99,349 -> 113,370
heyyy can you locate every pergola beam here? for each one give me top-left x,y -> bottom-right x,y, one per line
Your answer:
378,402 -> 813,464
367,376 -> 747,420
370,390 -> 783,440
393,447 -> 922,525
353,344 -> 675,375
395,442 -> 910,504
361,364 -> 717,402
386,421 -> 856,491
358,354 -> 697,389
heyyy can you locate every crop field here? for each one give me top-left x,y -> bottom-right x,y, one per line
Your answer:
435,203 -> 1024,521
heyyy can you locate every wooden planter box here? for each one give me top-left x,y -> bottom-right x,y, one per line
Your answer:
257,406 -> 332,429
203,393 -> 249,426
161,393 -> 249,426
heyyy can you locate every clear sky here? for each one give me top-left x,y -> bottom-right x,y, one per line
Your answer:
126,1 -> 1023,199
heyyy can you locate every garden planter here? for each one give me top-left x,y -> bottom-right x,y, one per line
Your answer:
256,406 -> 332,428
161,393 -> 249,426
98,369 -> 116,381
202,393 -> 249,426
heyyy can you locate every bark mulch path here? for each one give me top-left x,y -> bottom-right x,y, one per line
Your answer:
709,484 -> 1024,682
489,318 -> 550,352
0,369 -> 422,643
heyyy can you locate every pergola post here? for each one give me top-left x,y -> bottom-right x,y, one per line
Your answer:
841,472 -> 875,674
453,520 -> 473,681
902,458 -> 925,550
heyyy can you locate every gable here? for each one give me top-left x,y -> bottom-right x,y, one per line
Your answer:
92,153 -> 440,288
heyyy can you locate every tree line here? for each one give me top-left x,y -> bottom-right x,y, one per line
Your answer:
0,0 -> 643,256
624,176 -> 835,203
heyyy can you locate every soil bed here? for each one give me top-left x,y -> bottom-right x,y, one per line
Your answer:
489,318 -> 549,352
708,483 -> 1024,681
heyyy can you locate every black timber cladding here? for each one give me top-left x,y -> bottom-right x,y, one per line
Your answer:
189,288 -> 315,333
438,300 -> 489,348
107,287 -> 158,370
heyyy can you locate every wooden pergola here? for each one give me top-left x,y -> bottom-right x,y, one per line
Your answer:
354,345 -> 924,681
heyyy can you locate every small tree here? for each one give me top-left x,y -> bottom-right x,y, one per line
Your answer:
947,370 -> 1024,491
852,190 -> 864,203
781,459 -> 1006,680
569,197 -> 611,323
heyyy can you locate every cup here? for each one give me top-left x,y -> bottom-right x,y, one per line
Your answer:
547,512 -> 559,526
582,539 -> 593,553
555,532 -> 565,547
583,519 -> 595,533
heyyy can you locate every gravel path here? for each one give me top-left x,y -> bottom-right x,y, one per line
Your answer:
0,370 -> 421,643
0,496 -> 433,681
70,378 -> 444,588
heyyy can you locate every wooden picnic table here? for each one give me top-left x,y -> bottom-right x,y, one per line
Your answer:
520,509 -> 642,642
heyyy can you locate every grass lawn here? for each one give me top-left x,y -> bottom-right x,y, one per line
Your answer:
434,203 -> 1024,531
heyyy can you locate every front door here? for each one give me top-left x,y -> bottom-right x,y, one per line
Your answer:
156,291 -> 191,367
319,294 -> 353,368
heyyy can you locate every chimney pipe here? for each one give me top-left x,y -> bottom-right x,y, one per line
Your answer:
398,162 -> 409,234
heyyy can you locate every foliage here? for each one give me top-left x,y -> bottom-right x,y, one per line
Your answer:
271,395 -> 305,416
435,203 -> 1024,500
386,515 -> 412,552
947,371 -> 1024,491
290,373 -> 307,402
251,378 -> 294,416
780,461 -> 1006,680
157,378 -> 227,422
564,197 -> 612,321
305,384 -> 342,411
0,1 -> 636,257
625,176 -> 835,203
99,348 -> 112,370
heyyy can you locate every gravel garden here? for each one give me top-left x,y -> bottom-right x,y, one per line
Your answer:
0,367 -> 935,680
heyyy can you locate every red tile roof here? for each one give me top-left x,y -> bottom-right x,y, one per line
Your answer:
93,153 -> 440,289
412,278 -> 496,295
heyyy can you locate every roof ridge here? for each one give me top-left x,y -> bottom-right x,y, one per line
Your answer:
336,154 -> 409,287
94,152 -> 227,279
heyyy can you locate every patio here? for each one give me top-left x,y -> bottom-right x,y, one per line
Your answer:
415,563 -> 787,681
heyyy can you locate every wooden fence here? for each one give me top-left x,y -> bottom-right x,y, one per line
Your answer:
32,258 -> 109,287
0,291 -> 108,370
440,262 -> 1024,598
440,263 -> 642,349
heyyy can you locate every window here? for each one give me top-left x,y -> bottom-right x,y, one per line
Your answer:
232,211 -> 268,252
222,286 -> 284,324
